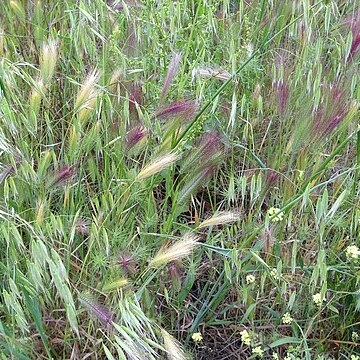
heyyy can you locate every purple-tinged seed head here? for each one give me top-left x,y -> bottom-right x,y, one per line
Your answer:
79,293 -> 115,331
312,84 -> 349,140
180,131 -> 225,177
273,53 -> 290,115
50,165 -> 76,187
117,252 -> 137,275
124,125 -> 147,149
344,9 -> 360,61
265,171 -> 279,187
198,131 -> 224,163
75,218 -> 89,235
0,164 -> 14,184
160,53 -> 182,101
128,83 -> 143,121
155,100 -> 198,122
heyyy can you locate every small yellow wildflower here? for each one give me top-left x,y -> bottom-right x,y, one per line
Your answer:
191,332 -> 203,342
346,245 -> 360,260
270,268 -> 280,280
267,207 -> 284,222
246,274 -> 256,284
313,293 -> 325,306
282,312 -> 293,324
352,331 -> 359,342
252,346 -> 264,358
350,355 -> 359,360
272,353 -> 279,360
240,329 -> 252,345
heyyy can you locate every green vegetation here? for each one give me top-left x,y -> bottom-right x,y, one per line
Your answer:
0,0 -> 359,358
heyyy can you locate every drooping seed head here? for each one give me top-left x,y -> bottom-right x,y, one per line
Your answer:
148,233 -> 199,268
155,100 -> 198,122
136,153 -> 180,181
124,125 -> 148,150
198,211 -> 240,228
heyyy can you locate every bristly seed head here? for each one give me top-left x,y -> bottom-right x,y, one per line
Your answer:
198,211 -> 240,228
74,70 -> 101,123
124,125 -> 148,150
161,53 -> 182,100
117,252 -> 137,275
79,293 -> 115,330
75,218 -> 89,235
128,82 -> 143,121
344,9 -> 360,61
40,39 -> 58,84
312,84 -> 351,140
136,153 -> 180,181
155,100 -> 198,122
180,131 -> 224,175
50,165 -> 76,188
148,233 -> 199,268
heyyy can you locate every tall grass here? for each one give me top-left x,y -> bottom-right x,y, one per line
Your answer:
0,0 -> 359,359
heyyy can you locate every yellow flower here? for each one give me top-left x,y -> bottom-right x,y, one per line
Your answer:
282,312 -> 293,324
272,353 -> 279,360
267,207 -> 284,222
346,245 -> 360,260
313,293 -> 325,306
252,346 -> 264,358
191,332 -> 203,342
246,274 -> 256,284
352,331 -> 359,342
350,355 -> 359,360
240,329 -> 252,345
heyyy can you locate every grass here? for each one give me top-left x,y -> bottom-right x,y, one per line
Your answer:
0,0 -> 359,359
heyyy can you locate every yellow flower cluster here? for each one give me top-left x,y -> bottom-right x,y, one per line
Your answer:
246,274 -> 256,284
191,332 -> 203,342
313,293 -> 326,306
252,346 -> 264,358
267,207 -> 284,222
282,312 -> 293,324
240,329 -> 252,345
346,245 -> 360,260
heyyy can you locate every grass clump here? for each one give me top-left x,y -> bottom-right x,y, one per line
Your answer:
0,0 -> 359,359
